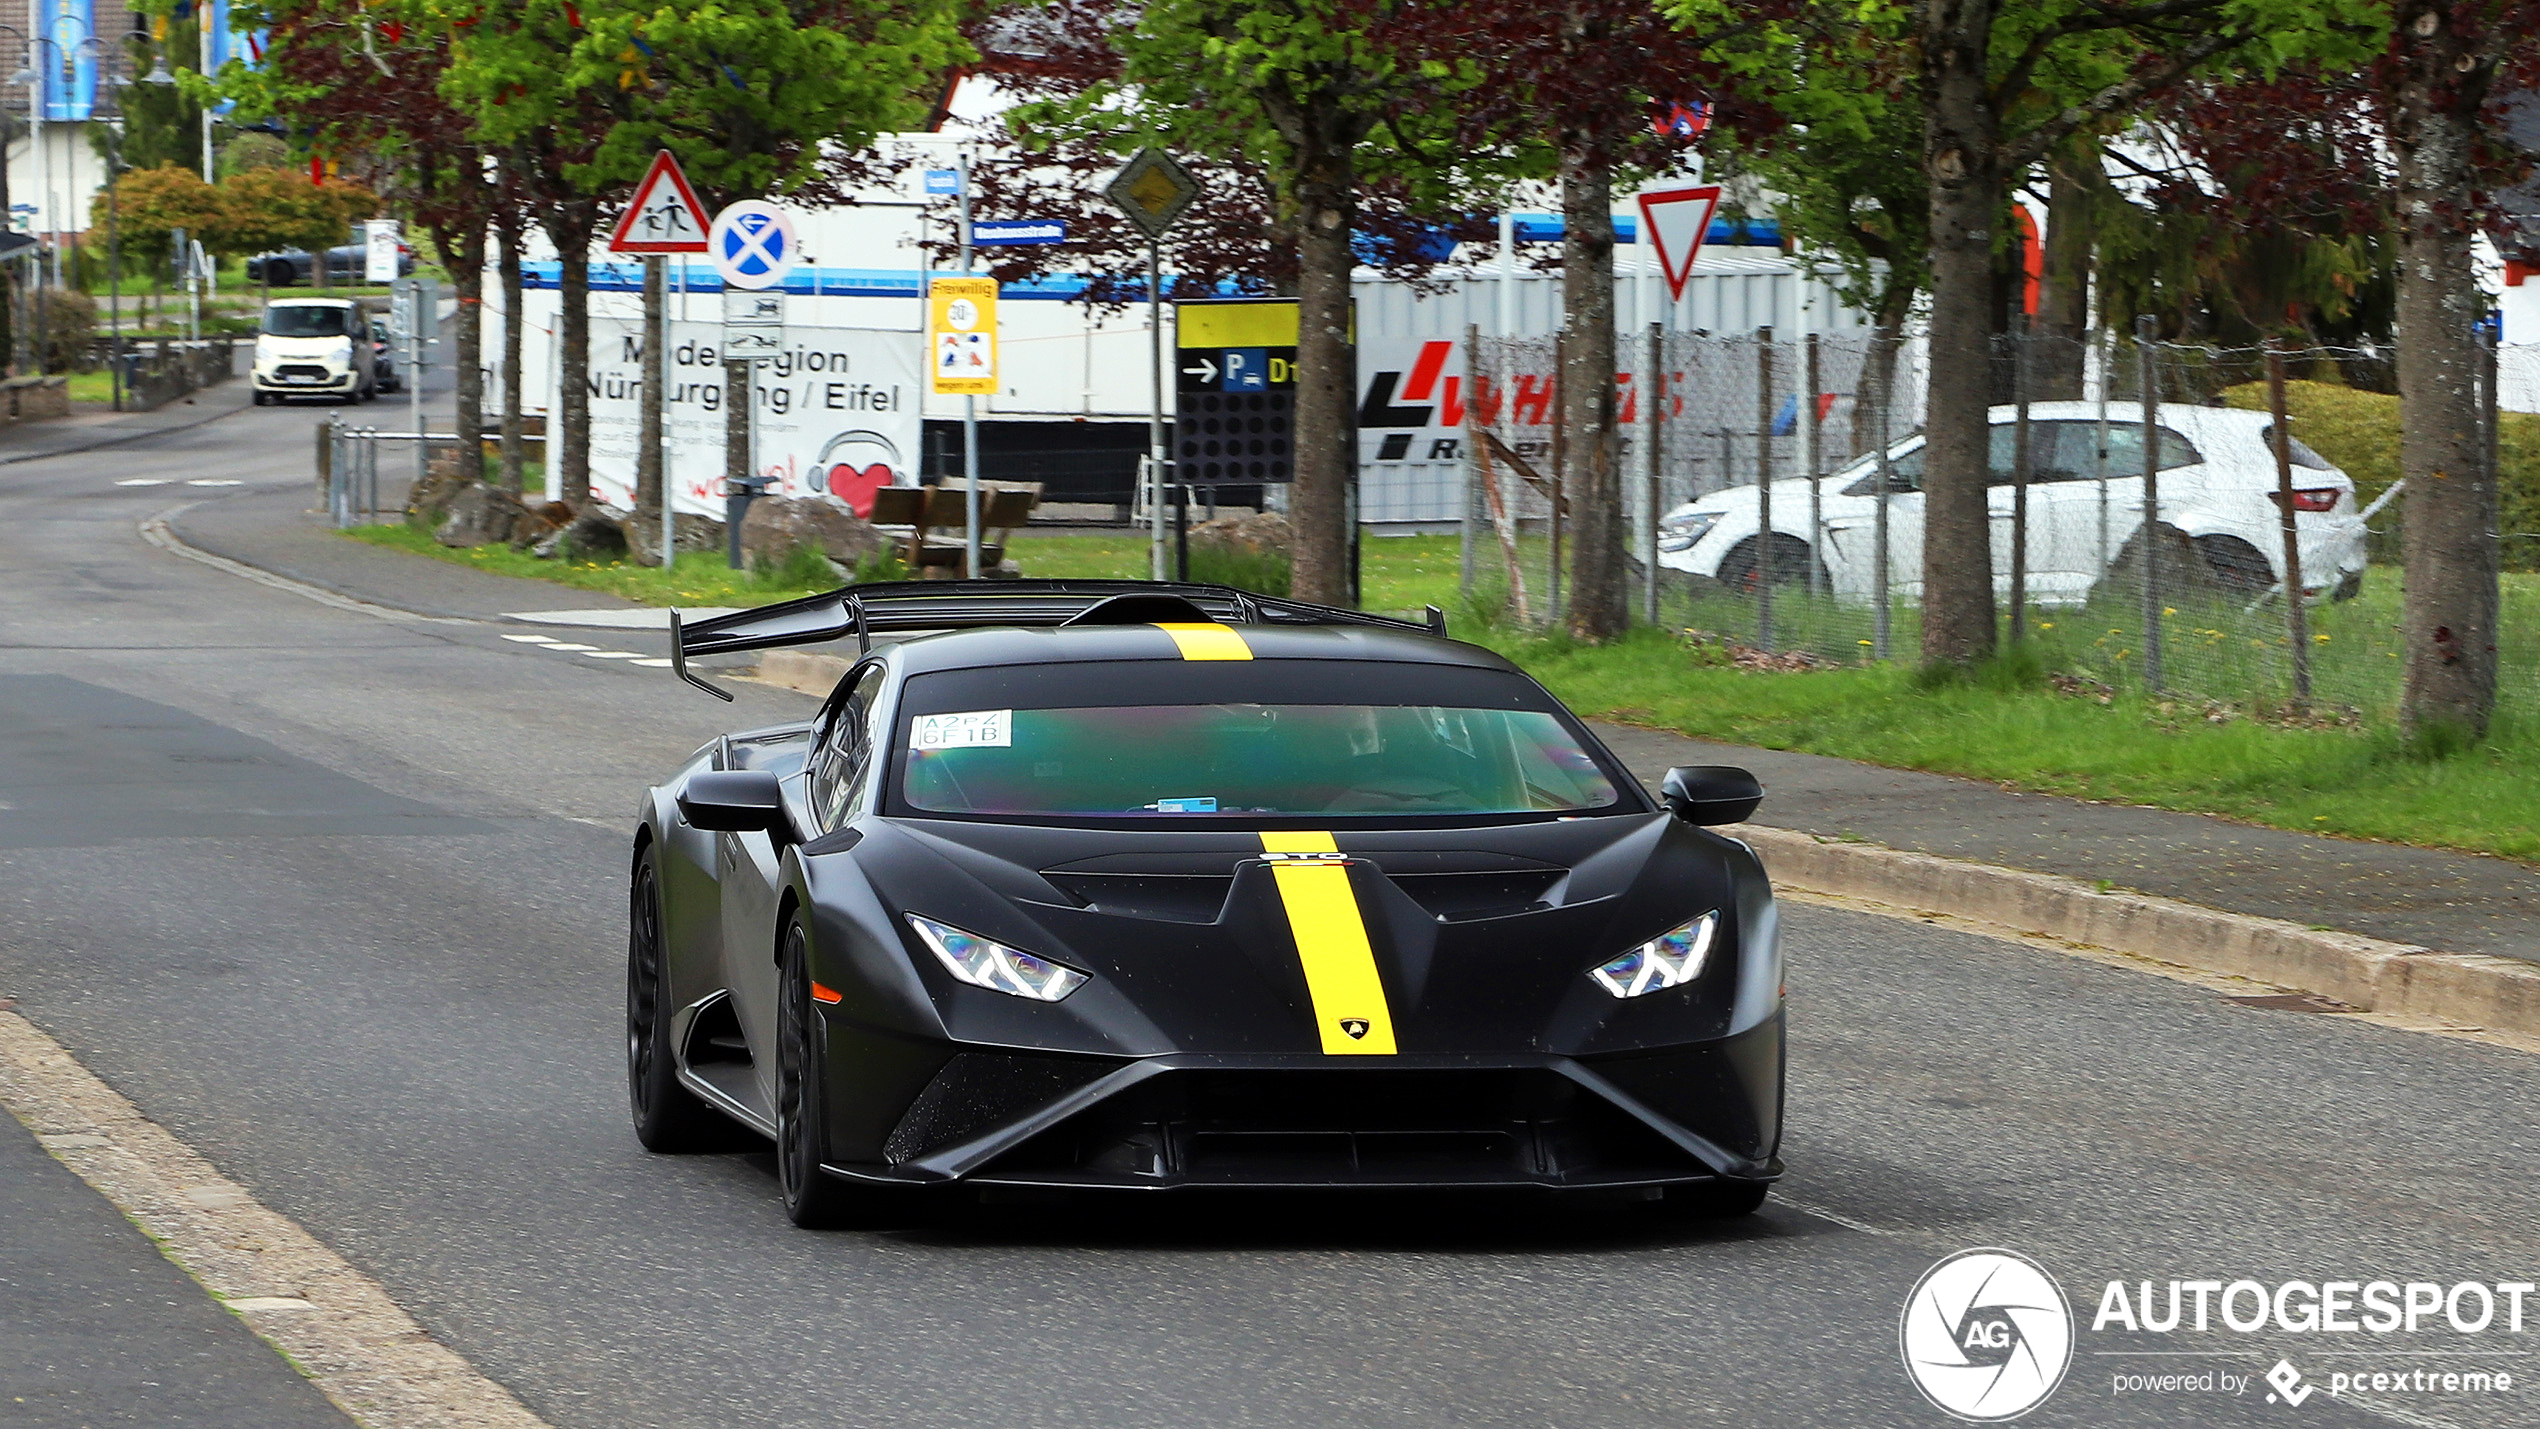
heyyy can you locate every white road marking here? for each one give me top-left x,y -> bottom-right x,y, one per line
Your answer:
115,478 -> 171,487
186,478 -> 245,487
580,650 -> 645,660
540,643 -> 598,653
631,657 -> 675,668
0,1010 -> 555,1428
1770,1192 -> 1899,1237
499,633 -> 560,644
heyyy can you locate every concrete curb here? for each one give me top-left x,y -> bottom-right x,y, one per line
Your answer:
1729,825 -> 2540,1040
746,647 -> 2540,1042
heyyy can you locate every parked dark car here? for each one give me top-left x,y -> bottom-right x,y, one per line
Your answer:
250,241 -> 416,286
368,316 -> 403,393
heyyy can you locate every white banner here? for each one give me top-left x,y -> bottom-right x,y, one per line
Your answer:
583,319 -> 925,518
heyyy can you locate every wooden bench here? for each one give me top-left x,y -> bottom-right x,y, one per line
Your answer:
867,482 -> 1043,576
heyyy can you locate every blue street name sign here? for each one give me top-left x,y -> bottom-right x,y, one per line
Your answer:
972,220 -> 1066,246
924,169 -> 961,195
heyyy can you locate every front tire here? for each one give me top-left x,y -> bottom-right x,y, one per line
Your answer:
627,845 -> 721,1152
777,914 -> 864,1227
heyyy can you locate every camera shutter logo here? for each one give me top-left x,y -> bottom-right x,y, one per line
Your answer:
1900,1248 -> 2074,1420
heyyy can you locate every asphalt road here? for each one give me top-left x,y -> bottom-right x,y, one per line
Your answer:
1,391 -> 2535,1429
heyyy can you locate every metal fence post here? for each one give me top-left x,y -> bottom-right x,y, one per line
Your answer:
2136,315 -> 2163,694
2009,319 -> 2033,642
2266,339 -> 2311,702
1460,325 -> 1480,602
1644,321 -> 1663,626
1872,326 -> 1894,662
1804,331 -> 1825,598
1755,325 -> 1774,653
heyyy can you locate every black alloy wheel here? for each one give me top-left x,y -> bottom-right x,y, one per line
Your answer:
627,846 -> 719,1151
2193,534 -> 2275,593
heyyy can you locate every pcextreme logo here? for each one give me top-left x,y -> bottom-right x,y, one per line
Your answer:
1901,1248 -> 2077,1421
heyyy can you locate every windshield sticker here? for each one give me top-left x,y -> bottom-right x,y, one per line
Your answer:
912,709 -> 1012,749
1150,796 -> 1218,813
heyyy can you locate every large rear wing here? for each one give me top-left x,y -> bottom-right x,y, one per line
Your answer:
667,579 -> 1444,701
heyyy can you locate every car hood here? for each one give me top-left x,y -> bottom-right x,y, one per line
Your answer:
799,812 -> 1770,1061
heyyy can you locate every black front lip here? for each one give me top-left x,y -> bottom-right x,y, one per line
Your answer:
822,1049 -> 1780,1193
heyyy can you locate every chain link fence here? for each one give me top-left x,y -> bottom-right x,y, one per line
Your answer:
1453,325 -> 2539,725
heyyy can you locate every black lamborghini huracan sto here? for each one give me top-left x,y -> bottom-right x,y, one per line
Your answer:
629,581 -> 1783,1227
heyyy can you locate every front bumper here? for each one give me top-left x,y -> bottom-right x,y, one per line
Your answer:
824,1016 -> 1785,1193
254,366 -> 360,395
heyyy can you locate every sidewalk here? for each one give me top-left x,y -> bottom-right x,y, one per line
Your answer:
164,478 -> 2540,967
0,376 -> 256,465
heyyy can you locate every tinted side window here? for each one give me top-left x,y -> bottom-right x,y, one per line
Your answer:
2090,425 -> 2201,475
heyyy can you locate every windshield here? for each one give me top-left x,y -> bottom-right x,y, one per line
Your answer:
903,702 -> 1618,817
890,660 -> 1626,821
263,306 -> 352,338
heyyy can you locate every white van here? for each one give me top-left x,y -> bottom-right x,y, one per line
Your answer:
251,298 -> 378,405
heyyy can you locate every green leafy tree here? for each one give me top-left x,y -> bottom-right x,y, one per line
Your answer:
101,164 -> 221,326
1008,0 -> 1494,606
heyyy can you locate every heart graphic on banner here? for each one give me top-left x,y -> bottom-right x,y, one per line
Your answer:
824,463 -> 895,517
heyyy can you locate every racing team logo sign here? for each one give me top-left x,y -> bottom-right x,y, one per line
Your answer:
1902,1249 -> 2076,1420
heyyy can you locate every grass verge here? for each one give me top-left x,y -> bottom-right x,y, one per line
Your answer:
1483,624 -> 2540,863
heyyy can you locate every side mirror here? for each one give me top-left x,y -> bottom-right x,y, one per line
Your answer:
1660,765 -> 1763,826
677,769 -> 789,833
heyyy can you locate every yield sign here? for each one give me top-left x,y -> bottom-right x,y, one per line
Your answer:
608,150 -> 712,254
1637,184 -> 1723,302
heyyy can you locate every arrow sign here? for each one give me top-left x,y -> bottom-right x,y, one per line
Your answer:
709,201 -> 800,291
1637,184 -> 1723,302
608,150 -> 712,255
1182,356 -> 1218,384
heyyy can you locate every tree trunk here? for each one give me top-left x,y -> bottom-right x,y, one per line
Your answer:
1286,119 -> 1358,607
497,208 -> 527,495
441,222 -> 486,485
543,208 -> 596,510
1855,285 -> 1917,461
2392,14 -> 2498,741
2033,139 -> 2093,400
1918,0 -> 2002,668
1559,141 -> 1623,641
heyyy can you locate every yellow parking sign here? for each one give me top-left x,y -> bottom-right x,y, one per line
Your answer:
929,276 -> 999,395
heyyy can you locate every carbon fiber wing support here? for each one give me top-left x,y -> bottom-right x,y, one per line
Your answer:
666,579 -> 1445,697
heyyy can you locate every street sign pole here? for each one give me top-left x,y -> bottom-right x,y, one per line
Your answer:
608,152 -> 713,566
1103,149 -> 1201,582
1149,237 -> 1165,580
960,145 -> 980,580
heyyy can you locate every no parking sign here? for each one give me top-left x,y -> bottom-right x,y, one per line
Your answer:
710,201 -> 799,291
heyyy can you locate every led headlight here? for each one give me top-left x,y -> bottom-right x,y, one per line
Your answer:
1658,511 -> 1720,552
1589,912 -> 1717,998
907,914 -> 1087,1002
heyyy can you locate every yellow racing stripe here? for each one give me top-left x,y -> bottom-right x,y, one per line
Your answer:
1155,622 -> 1254,661
1260,831 -> 1397,1054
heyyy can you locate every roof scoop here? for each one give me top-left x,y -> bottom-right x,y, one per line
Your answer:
1060,593 -> 1219,627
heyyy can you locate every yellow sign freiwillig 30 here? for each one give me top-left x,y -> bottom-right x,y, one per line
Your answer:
928,277 -> 999,396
